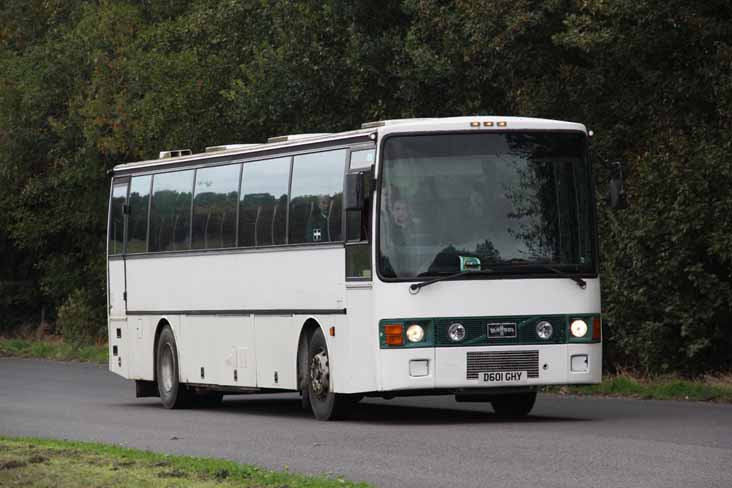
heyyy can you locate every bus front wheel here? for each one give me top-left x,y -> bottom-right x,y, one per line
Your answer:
307,328 -> 353,420
490,392 -> 537,418
156,325 -> 191,409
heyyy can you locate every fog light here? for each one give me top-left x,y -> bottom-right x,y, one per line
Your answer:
409,359 -> 429,377
406,324 -> 425,343
570,319 -> 588,338
571,354 -> 589,372
448,323 -> 465,342
536,321 -> 553,340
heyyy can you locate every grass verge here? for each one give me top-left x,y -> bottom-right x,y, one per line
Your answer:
0,436 -> 370,488
550,374 -> 732,403
0,338 -> 108,364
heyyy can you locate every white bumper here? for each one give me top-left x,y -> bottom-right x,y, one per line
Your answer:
378,343 -> 601,392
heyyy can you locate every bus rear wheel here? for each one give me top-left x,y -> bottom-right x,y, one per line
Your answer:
490,392 -> 537,418
307,328 -> 353,420
156,326 -> 191,409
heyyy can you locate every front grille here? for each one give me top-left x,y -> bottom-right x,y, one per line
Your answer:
466,350 -> 539,379
435,316 -> 566,346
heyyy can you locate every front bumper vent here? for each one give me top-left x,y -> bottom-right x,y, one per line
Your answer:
466,350 -> 539,379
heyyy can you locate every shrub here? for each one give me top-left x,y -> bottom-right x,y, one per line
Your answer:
56,289 -> 105,347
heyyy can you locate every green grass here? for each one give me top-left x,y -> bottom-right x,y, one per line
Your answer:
552,374 -> 732,402
0,338 -> 108,364
0,436 -> 370,488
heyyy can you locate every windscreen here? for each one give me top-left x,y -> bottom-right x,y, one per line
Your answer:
378,132 -> 595,279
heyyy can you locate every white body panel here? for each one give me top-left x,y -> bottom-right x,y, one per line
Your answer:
372,278 -> 600,319
372,278 -> 601,391
125,246 -> 345,312
108,260 -> 126,316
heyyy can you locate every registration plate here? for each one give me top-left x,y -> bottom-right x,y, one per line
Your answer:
480,371 -> 528,384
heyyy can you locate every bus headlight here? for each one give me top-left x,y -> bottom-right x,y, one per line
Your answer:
406,324 -> 425,343
536,321 -> 553,340
570,319 -> 589,338
448,323 -> 465,342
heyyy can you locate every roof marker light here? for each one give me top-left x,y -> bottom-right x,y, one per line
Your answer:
497,121 -> 508,127
470,121 -> 480,127
483,121 -> 494,127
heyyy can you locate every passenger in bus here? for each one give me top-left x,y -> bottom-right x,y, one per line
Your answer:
306,194 -> 331,242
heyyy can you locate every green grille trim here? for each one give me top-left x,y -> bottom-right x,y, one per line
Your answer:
435,315 -> 567,347
379,314 -> 601,349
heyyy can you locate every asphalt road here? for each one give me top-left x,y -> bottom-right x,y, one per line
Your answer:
1,358 -> 731,487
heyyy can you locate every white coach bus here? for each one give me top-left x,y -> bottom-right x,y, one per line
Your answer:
108,116 -> 616,420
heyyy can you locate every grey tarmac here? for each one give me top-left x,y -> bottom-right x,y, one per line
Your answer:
1,358 -> 730,488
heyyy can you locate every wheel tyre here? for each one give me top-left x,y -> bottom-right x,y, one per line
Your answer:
156,326 -> 191,409
490,392 -> 537,418
307,328 -> 353,421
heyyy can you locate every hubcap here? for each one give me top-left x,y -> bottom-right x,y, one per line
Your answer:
309,349 -> 330,398
160,344 -> 174,393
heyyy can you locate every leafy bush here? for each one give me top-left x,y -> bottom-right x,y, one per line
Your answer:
56,289 -> 105,348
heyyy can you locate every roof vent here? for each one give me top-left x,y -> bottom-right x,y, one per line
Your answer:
205,144 -> 260,153
159,149 -> 192,159
267,133 -> 331,143
361,118 -> 437,129
361,121 -> 386,129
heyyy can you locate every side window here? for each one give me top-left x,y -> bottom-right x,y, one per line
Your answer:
192,164 -> 240,249
239,157 -> 290,247
108,180 -> 128,255
289,149 -> 346,244
346,149 -> 374,279
127,175 -> 152,253
346,149 -> 375,242
149,170 -> 194,252
349,148 -> 375,170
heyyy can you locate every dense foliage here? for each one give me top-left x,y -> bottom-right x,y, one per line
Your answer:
1,1 -> 730,374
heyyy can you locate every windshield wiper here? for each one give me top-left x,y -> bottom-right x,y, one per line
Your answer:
409,270 -> 496,294
409,264 -> 587,293
546,265 -> 587,289
515,263 -> 587,289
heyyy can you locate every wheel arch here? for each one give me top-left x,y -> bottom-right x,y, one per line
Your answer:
296,317 -> 325,393
153,316 -> 173,383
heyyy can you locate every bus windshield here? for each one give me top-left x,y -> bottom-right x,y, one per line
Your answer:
378,132 -> 595,279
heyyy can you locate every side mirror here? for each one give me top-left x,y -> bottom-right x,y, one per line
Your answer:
346,169 -> 372,211
608,161 -> 628,210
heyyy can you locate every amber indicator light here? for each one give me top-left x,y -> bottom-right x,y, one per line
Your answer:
384,324 -> 404,346
592,318 -> 602,340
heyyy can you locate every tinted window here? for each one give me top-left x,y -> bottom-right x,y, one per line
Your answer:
289,150 -> 346,244
108,181 -> 128,255
346,243 -> 371,279
149,170 -> 194,252
192,164 -> 240,249
239,157 -> 290,247
127,175 -> 151,253
346,151 -> 374,242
